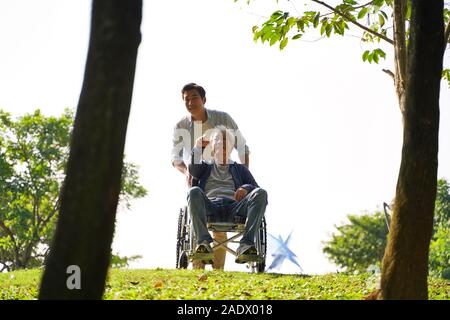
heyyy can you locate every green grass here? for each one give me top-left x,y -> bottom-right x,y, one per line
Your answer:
0,268 -> 449,300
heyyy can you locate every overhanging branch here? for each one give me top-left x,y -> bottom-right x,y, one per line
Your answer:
353,0 -> 375,10
383,68 -> 395,80
311,0 -> 394,45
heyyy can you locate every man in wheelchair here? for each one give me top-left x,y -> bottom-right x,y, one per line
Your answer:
187,125 -> 268,265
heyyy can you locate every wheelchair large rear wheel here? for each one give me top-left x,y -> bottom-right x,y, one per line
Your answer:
176,207 -> 188,269
252,216 -> 267,273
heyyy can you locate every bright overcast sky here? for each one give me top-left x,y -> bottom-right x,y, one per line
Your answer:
1,0 -> 449,274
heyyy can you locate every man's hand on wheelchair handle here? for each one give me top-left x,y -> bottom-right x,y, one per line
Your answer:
234,187 -> 248,201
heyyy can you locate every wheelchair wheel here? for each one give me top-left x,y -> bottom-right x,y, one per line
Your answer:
176,207 -> 188,269
256,216 -> 267,273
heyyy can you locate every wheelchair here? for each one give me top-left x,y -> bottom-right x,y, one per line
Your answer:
176,206 -> 267,273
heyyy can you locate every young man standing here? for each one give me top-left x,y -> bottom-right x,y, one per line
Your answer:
172,83 -> 250,269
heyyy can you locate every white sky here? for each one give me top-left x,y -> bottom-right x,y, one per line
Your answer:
1,0 -> 449,274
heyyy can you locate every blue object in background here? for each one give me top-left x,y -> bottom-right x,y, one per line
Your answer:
267,231 -> 303,273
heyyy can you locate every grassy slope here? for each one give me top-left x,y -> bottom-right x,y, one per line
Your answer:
0,268 -> 448,300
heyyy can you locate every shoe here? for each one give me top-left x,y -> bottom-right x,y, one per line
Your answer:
235,243 -> 258,264
194,241 -> 214,261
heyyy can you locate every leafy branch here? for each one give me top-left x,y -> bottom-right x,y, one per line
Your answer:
311,0 -> 394,44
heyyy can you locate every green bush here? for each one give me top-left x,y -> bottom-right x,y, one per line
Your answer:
429,226 -> 450,279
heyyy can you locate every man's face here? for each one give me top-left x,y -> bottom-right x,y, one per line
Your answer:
211,131 -> 234,164
183,89 -> 206,117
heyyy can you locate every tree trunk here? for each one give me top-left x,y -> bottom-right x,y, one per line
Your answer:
393,0 -> 407,114
380,0 -> 445,299
39,0 -> 142,299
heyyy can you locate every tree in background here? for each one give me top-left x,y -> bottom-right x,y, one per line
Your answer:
39,0 -> 142,299
0,109 -> 147,272
238,0 -> 448,299
110,253 -> 143,269
323,179 -> 450,279
323,211 -> 388,273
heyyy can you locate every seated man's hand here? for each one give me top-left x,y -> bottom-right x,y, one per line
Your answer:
234,187 -> 248,201
194,135 -> 209,149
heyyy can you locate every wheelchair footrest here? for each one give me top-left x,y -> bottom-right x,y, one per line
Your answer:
235,254 -> 263,264
191,252 -> 214,260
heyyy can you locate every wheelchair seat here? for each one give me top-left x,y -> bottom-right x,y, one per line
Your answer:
207,222 -> 245,232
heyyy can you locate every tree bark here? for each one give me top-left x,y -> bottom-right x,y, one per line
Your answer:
39,0 -> 142,299
379,0 -> 445,299
393,0 -> 408,113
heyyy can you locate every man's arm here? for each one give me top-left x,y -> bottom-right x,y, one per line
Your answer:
172,160 -> 192,187
188,146 -> 205,179
173,160 -> 188,175
241,153 -> 250,168
188,136 -> 208,179
234,165 -> 257,201
171,122 -> 194,186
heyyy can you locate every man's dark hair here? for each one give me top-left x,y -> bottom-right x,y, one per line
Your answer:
181,83 -> 206,99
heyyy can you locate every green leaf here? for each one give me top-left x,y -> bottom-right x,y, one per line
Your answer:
357,8 -> 369,20
253,31 -> 261,42
373,0 -> 385,6
280,37 -> 288,50
373,53 -> 379,63
292,34 -> 302,40
375,48 -> 386,59
281,25 -> 290,36
270,33 -> 280,46
297,19 -> 305,32
325,24 -> 333,37
270,10 -> 284,20
362,50 -> 370,62
378,14 -> 385,27
333,22 -> 343,35
442,68 -> 450,79
320,21 -> 328,35
340,19 -> 348,31
313,12 -> 320,28
262,30 -> 273,43
287,17 -> 296,29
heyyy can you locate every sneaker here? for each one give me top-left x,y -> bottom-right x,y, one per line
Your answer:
235,243 -> 258,264
194,241 -> 214,261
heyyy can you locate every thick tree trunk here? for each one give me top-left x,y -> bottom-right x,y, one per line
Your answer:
380,0 -> 444,299
39,0 -> 142,299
